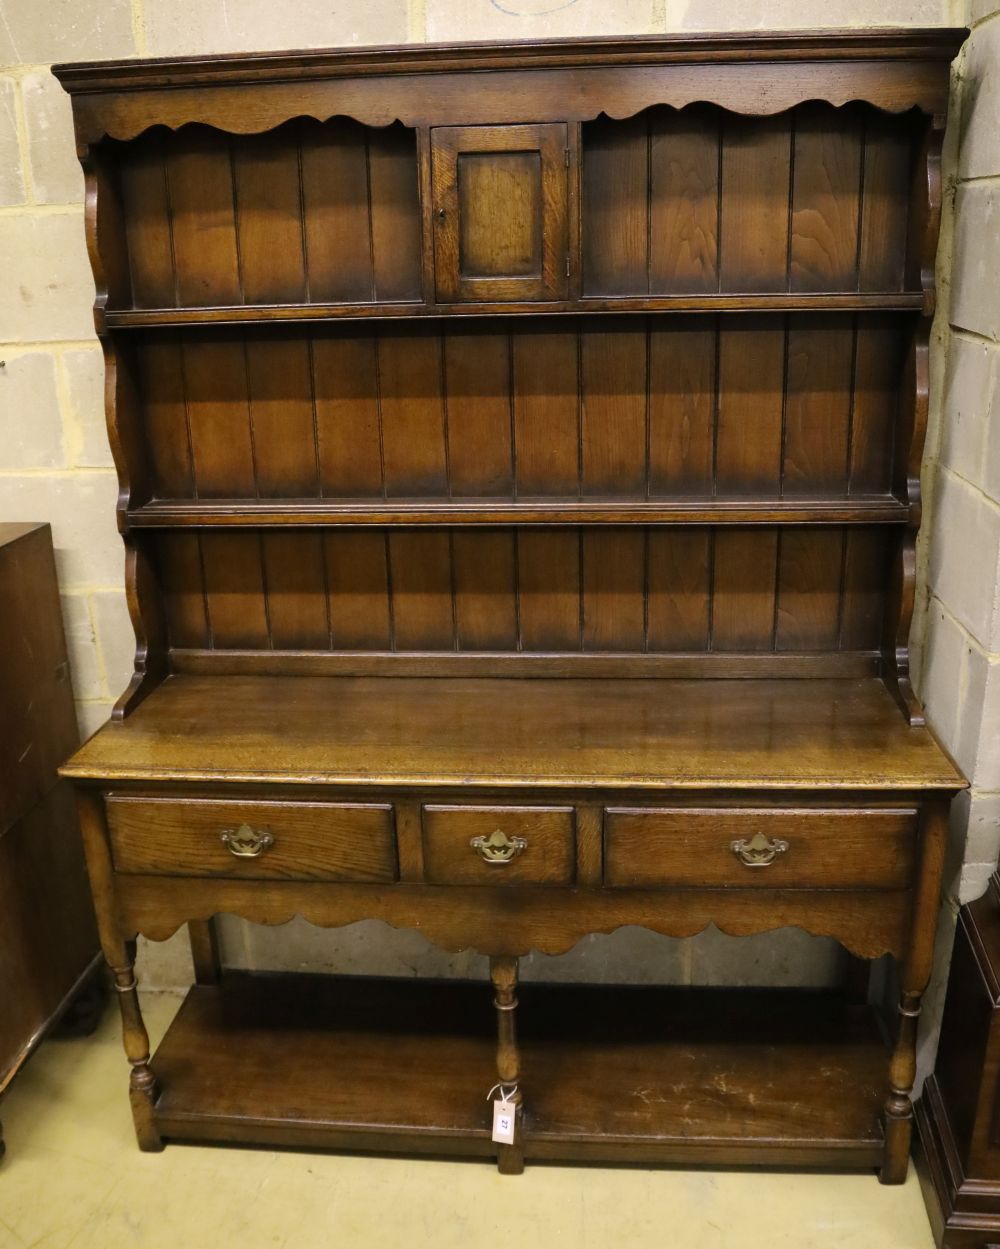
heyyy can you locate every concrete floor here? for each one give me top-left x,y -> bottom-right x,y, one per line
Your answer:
0,992 -> 936,1249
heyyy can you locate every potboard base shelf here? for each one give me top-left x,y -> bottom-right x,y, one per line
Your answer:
150,973 -> 887,1169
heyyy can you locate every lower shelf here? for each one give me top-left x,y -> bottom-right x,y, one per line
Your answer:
151,973 -> 888,1168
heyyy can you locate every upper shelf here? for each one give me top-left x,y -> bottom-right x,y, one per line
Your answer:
92,99 -> 930,322
104,293 -> 926,329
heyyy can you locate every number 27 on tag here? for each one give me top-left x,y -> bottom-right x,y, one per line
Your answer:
492,1095 -> 517,1144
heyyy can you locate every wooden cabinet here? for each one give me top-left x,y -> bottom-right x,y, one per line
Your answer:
56,27 -> 967,1180
0,523 -> 101,1158
431,123 -> 570,301
917,875 -> 1000,1248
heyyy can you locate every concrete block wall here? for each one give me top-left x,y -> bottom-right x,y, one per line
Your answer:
2,0 -> 982,994
910,0 -> 1000,1074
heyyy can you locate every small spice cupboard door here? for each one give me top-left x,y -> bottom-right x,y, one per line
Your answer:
431,123 -> 569,303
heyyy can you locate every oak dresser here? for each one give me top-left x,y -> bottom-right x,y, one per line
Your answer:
56,28 -> 967,1178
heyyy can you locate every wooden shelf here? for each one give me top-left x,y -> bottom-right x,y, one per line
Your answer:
62,673 -> 965,790
127,496 -> 910,528
151,972 -> 887,1167
104,292 -> 924,329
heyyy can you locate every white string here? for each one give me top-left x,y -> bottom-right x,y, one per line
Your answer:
486,1082 -> 518,1104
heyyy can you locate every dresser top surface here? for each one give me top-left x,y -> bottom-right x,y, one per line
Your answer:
63,674 -> 963,792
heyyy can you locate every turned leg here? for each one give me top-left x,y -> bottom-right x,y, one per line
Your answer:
188,919 -> 222,985
881,799 -> 949,1184
114,939 -> 162,1151
76,790 -> 162,1152
490,956 -> 524,1175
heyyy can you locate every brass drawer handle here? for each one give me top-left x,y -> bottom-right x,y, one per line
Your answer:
220,823 -> 275,858
470,830 -> 527,864
730,832 -> 789,868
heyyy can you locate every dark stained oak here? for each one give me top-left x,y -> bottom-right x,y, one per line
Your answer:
916,874 -> 1000,1247
56,29 -> 967,1179
0,524 -> 101,1158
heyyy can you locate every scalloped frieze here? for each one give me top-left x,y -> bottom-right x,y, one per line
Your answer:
70,60 -> 951,145
118,878 -> 909,962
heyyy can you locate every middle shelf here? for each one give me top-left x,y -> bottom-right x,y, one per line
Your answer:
127,496 -> 910,528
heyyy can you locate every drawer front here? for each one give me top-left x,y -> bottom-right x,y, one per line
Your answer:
604,808 -> 917,890
422,805 -> 575,886
106,797 -> 397,882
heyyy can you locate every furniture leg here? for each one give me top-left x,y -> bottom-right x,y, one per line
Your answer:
76,790 -> 162,1152
188,919 -> 222,985
880,799 -> 949,1184
490,956 -> 524,1175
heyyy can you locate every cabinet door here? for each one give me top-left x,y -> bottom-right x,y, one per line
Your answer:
431,123 -> 569,303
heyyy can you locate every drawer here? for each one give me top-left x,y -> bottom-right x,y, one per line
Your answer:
603,807 -> 917,890
106,797 -> 397,882
422,805 -> 575,886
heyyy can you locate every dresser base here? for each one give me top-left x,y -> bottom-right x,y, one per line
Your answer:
148,972 -> 888,1170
